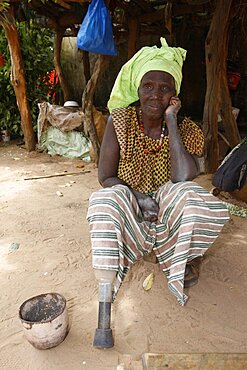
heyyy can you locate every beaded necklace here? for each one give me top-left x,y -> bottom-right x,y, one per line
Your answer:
138,108 -> 166,155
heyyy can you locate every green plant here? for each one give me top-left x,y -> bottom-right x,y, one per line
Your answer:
0,21 -> 59,137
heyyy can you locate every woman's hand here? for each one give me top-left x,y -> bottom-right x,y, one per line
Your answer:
165,96 -> 181,118
135,192 -> 159,222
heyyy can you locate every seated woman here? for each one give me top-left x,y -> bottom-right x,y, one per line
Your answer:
87,38 -> 229,347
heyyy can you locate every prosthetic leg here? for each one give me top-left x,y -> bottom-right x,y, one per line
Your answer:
93,269 -> 116,348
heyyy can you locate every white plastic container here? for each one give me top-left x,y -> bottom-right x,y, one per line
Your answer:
63,101 -> 79,107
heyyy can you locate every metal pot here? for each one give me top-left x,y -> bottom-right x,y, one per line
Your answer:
19,292 -> 69,350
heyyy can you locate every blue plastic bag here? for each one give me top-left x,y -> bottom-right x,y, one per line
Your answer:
77,0 -> 117,56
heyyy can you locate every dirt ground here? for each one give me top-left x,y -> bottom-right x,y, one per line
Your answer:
1,142 -> 247,370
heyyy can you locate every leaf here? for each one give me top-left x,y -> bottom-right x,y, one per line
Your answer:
142,272 -> 154,291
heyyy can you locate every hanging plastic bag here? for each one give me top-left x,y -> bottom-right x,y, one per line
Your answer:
77,0 -> 117,56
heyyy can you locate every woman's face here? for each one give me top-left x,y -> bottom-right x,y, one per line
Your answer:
138,71 -> 176,119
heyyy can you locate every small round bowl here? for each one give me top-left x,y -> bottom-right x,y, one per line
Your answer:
63,100 -> 79,107
19,293 -> 69,350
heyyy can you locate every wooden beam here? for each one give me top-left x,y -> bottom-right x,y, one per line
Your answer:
3,14 -> 35,152
82,55 -> 109,165
220,79 -> 241,148
127,18 -> 139,59
139,8 -> 165,23
203,0 -> 240,173
132,0 -> 154,13
55,0 -> 72,9
54,27 -> 70,102
172,3 -> 211,17
57,13 -> 84,28
164,2 -> 172,43
81,50 -> 91,83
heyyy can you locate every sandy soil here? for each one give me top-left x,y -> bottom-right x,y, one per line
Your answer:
1,142 -> 247,370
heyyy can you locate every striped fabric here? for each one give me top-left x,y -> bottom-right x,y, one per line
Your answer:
87,181 -> 229,305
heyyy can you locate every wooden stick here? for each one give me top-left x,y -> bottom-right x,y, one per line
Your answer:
55,0 -> 72,9
21,171 -> 90,181
218,131 -> 231,148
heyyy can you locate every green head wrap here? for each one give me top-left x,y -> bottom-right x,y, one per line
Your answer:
108,37 -> 187,113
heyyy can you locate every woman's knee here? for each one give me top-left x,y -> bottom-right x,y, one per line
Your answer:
111,184 -> 132,198
157,180 -> 198,198
170,181 -> 201,195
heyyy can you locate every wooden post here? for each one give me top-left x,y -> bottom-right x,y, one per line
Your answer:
127,18 -> 139,60
54,27 -> 70,102
219,2 -> 241,147
220,75 -> 241,146
203,0 -> 240,173
164,2 -> 173,44
82,50 -> 91,83
3,19 -> 35,151
82,55 -> 109,165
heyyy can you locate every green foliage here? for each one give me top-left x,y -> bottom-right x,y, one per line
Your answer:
0,1 -> 10,13
0,21 -> 59,137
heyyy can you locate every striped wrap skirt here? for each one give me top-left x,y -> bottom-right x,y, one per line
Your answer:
86,181 -> 229,305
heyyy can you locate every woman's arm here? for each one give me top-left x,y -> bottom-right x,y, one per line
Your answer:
98,115 -> 159,222
165,97 -> 200,182
98,115 -> 124,187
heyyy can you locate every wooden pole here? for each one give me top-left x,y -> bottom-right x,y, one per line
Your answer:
164,2 -> 173,44
82,55 -> 109,165
127,18 -> 139,59
219,2 -> 241,148
54,27 -> 70,102
3,18 -> 35,151
220,75 -> 241,147
82,50 -> 91,83
203,0 -> 239,173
